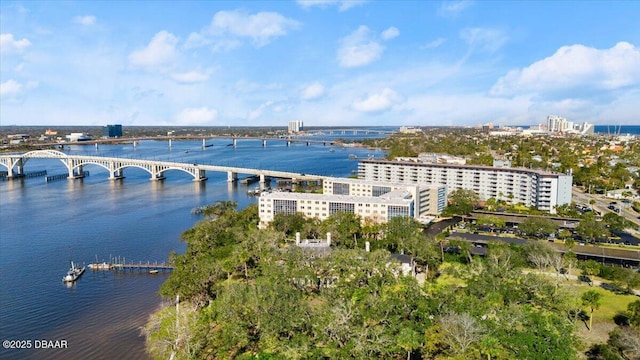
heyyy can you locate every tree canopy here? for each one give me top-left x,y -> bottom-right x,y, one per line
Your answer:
442,189 -> 480,216
148,202 -> 584,360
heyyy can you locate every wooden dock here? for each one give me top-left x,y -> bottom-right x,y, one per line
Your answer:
88,257 -> 174,273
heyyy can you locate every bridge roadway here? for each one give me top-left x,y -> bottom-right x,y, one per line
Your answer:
24,128 -> 394,148
0,150 -> 327,183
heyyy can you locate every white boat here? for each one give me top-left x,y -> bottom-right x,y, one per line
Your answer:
63,261 -> 85,282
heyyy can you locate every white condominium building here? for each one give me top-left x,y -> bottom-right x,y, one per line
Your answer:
258,191 -> 413,229
258,178 -> 447,229
358,159 -> 572,214
547,115 -> 594,135
322,177 -> 446,218
547,115 -> 569,132
288,120 -> 304,133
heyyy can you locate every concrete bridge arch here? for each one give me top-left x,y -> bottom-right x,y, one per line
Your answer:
0,150 -> 70,177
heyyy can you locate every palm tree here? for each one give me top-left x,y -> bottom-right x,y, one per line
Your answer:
581,290 -> 602,331
396,328 -> 421,360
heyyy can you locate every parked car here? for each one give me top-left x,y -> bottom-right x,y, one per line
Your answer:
578,275 -> 592,284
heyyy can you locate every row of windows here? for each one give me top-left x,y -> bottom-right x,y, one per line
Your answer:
333,183 -> 350,195
273,199 -> 297,215
361,165 -> 547,182
372,185 -> 392,197
329,202 -> 355,215
387,205 -> 412,220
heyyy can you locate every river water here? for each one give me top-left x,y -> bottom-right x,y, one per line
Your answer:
0,135 -> 386,359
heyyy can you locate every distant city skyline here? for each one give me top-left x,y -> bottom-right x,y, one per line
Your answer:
1,1 -> 639,127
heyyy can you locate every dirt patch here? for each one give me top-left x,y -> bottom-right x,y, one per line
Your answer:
576,319 -> 615,351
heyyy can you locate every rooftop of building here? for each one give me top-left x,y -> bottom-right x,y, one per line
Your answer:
323,176 -> 444,189
359,158 -> 569,177
260,190 -> 414,206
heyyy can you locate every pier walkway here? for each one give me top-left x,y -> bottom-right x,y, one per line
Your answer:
89,260 -> 175,272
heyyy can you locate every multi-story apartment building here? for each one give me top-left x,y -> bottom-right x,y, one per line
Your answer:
358,159 -> 572,214
258,191 -> 413,229
103,124 -> 123,138
547,115 -> 594,135
258,178 -> 447,229
288,120 -> 304,133
547,115 -> 569,132
322,177 -> 446,218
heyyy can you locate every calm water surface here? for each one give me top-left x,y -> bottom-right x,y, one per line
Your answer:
0,137 -> 385,359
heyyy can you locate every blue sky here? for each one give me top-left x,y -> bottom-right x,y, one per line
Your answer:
1,1 -> 639,127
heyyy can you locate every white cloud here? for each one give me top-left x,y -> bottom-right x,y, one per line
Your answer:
207,10 -> 300,47
337,26 -> 384,68
171,70 -> 210,84
352,88 -> 404,113
0,33 -> 31,54
128,31 -> 179,68
491,42 -> 640,97
173,107 -> 218,125
422,37 -> 446,50
296,0 -> 367,11
438,1 -> 473,17
248,100 -> 275,120
184,32 -> 208,49
0,80 -> 23,96
73,15 -> 96,26
0,79 -> 38,97
301,82 -> 325,100
460,27 -> 507,53
381,27 -> 399,41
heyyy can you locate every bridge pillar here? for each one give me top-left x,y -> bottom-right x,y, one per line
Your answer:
287,141 -> 290,147
262,139 -> 267,147
306,142 -> 309,146
169,139 -> 172,149
109,162 -> 124,180
10,158 -> 24,178
67,159 -> 76,179
193,169 -> 207,182
233,138 -> 237,147
259,174 -> 265,184
150,165 -> 165,181
202,138 -> 206,149
110,168 -> 124,180
67,160 -> 85,179
227,171 -> 238,182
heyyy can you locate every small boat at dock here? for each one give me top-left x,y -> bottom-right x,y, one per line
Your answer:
149,269 -> 159,274
63,261 -> 85,283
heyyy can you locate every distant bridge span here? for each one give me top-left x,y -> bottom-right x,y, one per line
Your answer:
0,150 -> 327,183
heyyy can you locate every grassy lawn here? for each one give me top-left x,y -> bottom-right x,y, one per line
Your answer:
577,285 -> 637,321
427,262 -> 467,291
566,282 -> 638,349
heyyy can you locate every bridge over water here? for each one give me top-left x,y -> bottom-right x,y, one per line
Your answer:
0,150 -> 326,183
23,128 -> 394,149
